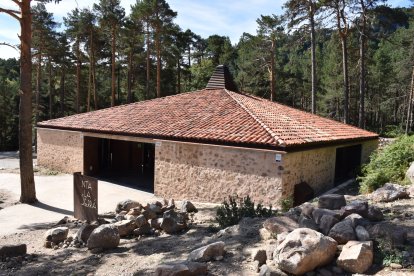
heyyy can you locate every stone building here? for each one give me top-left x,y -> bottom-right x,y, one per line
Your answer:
37,65 -> 378,206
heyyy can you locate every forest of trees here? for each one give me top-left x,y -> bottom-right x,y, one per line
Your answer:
1,0 -> 414,153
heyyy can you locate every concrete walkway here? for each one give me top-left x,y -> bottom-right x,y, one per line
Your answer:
0,173 -> 158,236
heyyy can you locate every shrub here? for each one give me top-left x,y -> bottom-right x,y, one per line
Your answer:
215,195 -> 274,228
279,196 -> 293,212
358,135 -> 414,193
373,239 -> 404,266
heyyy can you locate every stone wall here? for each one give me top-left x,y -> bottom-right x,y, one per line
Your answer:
154,141 -> 285,205
37,128 -> 84,173
282,139 -> 379,197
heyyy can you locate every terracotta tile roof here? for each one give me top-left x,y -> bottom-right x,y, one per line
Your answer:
38,89 -> 378,149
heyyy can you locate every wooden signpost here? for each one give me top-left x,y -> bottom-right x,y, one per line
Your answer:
73,172 -> 98,222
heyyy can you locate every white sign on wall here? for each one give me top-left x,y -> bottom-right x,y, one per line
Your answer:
275,153 -> 282,162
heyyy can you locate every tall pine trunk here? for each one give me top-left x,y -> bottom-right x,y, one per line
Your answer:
127,50 -> 133,103
310,6 -> 317,114
19,0 -> 36,203
358,4 -> 367,128
270,38 -> 276,101
341,37 -> 349,124
75,36 -> 81,113
155,28 -> 161,98
146,23 -> 150,99
35,50 -> 41,126
48,58 -> 52,119
60,67 -> 65,116
111,26 -> 116,107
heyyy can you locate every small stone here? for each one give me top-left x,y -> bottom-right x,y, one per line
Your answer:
142,209 -> 157,220
133,223 -> 152,236
146,203 -> 162,214
75,224 -> 98,244
390,263 -> 403,269
113,220 -> 137,237
134,214 -> 148,228
44,227 -> 69,244
180,200 -> 198,213
252,249 -> 267,266
115,199 -> 141,213
127,207 -> 141,216
188,241 -> 225,262
87,224 -> 120,250
318,194 -> 346,210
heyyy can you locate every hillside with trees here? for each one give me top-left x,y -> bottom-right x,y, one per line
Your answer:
1,0 -> 414,153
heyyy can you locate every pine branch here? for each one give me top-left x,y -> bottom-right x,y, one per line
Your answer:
0,7 -> 20,21
11,1 -> 22,8
0,42 -> 20,52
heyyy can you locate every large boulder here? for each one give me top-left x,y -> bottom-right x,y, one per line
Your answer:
263,216 -> 299,235
337,241 -> 373,273
188,241 -> 225,262
75,224 -> 98,243
155,261 -> 207,276
328,220 -> 356,244
355,225 -> 370,241
319,214 -> 339,235
298,214 -> 318,231
312,208 -> 340,225
87,224 -> 120,250
407,162 -> 414,185
160,217 -> 186,234
44,227 -> 69,244
275,228 -> 337,275
300,202 -> 315,218
318,194 -> 346,210
340,200 -> 368,218
370,183 -> 409,202
366,205 -> 383,221
116,199 -> 141,213
113,219 -> 137,237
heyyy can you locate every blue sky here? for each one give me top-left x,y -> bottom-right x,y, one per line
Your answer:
0,0 -> 411,59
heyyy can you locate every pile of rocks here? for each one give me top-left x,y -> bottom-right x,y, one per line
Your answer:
43,199 -> 198,252
257,189 -> 411,275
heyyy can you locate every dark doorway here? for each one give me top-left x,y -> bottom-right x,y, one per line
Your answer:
334,144 -> 362,185
83,137 -> 155,192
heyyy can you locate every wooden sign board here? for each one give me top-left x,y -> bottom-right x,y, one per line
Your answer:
73,172 -> 98,222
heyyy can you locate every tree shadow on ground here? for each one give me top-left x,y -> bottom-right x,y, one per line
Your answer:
32,201 -> 73,216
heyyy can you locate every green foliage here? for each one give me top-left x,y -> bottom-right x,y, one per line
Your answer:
380,125 -> 406,138
359,135 -> 414,193
215,195 -> 274,228
374,239 -> 404,266
279,196 -> 294,212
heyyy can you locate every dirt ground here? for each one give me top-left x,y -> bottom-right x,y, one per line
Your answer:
1,167 -> 414,275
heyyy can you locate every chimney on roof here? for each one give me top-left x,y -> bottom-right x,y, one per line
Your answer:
206,65 -> 238,92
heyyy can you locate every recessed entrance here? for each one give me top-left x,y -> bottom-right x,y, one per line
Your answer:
83,137 -> 155,192
334,144 -> 362,185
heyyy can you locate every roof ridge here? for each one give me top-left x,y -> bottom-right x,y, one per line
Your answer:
224,89 -> 286,147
